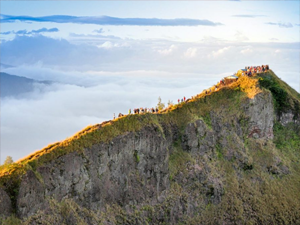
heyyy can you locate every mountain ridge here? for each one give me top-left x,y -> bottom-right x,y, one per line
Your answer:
0,70 -> 299,224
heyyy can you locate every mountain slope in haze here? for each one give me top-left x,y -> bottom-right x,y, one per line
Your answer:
0,70 -> 299,225
0,63 -> 15,69
0,72 -> 51,98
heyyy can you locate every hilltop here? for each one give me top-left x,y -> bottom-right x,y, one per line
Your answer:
0,70 -> 299,224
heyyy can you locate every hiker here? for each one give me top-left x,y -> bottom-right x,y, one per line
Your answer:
178,99 -> 180,104
129,109 -> 131,114
134,108 -> 140,114
155,107 -> 158,113
113,113 -> 115,119
184,96 -> 186,101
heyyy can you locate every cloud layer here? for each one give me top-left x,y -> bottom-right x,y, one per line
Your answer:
232,15 -> 266,18
0,14 -> 223,26
0,27 -> 59,35
1,71 -> 217,163
1,34 -> 299,164
266,22 -> 293,28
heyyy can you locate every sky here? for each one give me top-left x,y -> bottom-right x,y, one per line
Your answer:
0,1 -> 299,164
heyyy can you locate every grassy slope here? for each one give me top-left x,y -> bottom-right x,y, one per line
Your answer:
257,70 -> 300,116
0,73 -> 259,179
1,70 -> 300,224
184,71 -> 300,224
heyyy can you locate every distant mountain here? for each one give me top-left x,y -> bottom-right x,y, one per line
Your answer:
0,72 -> 51,98
0,63 -> 15,69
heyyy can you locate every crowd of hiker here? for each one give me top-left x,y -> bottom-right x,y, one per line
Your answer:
243,65 -> 269,76
113,65 -> 270,119
133,107 -> 159,114
178,96 -> 186,103
114,97 -> 188,119
114,107 -> 160,118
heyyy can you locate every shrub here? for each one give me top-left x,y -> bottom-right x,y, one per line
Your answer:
259,77 -> 288,113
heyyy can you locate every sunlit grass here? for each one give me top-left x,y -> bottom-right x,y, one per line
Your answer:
0,73 -> 261,178
1,70 -> 295,198
1,70 -> 299,223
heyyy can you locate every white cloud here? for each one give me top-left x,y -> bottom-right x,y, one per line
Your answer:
97,41 -> 114,48
1,35 -> 300,163
1,70 -> 222,162
241,47 -> 253,54
184,47 -> 198,58
210,46 -> 231,58
158,45 -> 177,55
235,31 -> 249,41
96,41 -> 130,49
266,22 -> 293,28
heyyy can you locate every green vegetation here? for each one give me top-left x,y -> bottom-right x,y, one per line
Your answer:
193,124 -> 300,224
169,142 -> 195,179
1,70 -> 300,223
258,70 -> 300,115
0,73 -> 261,213
273,121 -> 300,163
134,150 -> 140,163
0,215 -> 21,225
157,96 -> 165,110
3,156 -> 13,166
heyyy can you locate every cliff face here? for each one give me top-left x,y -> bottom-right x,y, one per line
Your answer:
0,187 -> 12,217
1,71 -> 300,224
17,124 -> 172,218
14,92 -> 274,220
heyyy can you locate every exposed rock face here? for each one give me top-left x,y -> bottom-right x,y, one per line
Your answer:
278,110 -> 300,126
0,187 -> 12,217
12,91 -> 276,221
17,125 -> 174,218
2,85 -> 300,224
17,170 -> 46,218
245,91 -> 274,139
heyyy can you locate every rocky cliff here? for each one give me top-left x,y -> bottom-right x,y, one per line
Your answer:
0,70 -> 299,225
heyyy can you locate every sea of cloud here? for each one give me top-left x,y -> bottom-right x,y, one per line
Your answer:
0,71 -> 218,163
0,34 -> 299,163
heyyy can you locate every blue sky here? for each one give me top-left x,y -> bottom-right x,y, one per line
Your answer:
0,1 -> 299,163
1,1 -> 300,42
